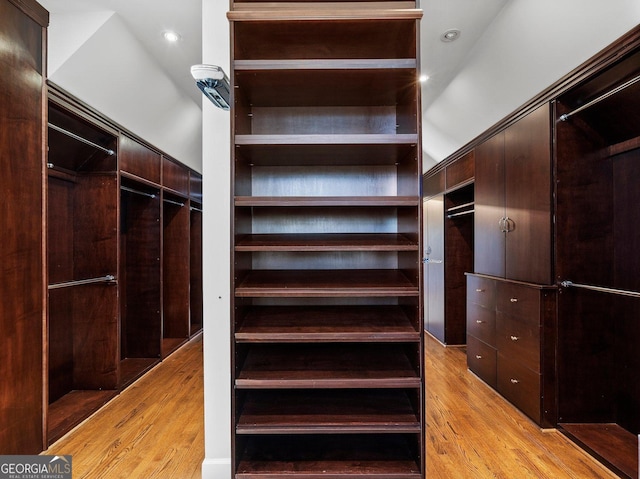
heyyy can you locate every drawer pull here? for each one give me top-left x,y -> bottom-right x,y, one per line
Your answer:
475,355 -> 482,360
510,335 -> 520,341
510,378 -> 519,384
476,320 -> 485,324
475,288 -> 485,293
510,298 -> 518,303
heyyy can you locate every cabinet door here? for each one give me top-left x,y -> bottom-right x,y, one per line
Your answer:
504,104 -> 552,284
424,195 -> 444,341
474,132 -> 505,278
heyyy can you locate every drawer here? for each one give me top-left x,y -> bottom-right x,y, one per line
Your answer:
496,312 -> 540,373
467,275 -> 496,308
496,281 -> 539,321
467,335 -> 497,388
467,302 -> 495,347
497,353 -> 541,424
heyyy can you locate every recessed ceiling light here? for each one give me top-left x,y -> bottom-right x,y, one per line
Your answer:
163,31 -> 181,43
441,29 -> 461,42
419,75 -> 429,83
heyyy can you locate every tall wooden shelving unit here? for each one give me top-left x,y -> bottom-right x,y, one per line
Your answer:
228,1 -> 424,477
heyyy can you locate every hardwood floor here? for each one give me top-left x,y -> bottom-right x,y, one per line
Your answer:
45,332 -> 618,478
44,335 -> 204,479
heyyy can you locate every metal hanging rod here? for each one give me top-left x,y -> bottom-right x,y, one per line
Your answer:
190,206 -> 203,212
121,185 -> 157,199
49,274 -> 116,290
560,280 -> 640,299
48,122 -> 115,156
447,209 -> 474,219
559,74 -> 640,122
447,201 -> 474,213
163,198 -> 185,207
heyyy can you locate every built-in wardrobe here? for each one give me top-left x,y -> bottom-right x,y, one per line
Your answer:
426,24 -> 640,479
228,1 -> 425,477
45,84 -> 204,446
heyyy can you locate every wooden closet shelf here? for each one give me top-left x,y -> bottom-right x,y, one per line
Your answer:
228,6 -> 423,23
235,233 -> 418,251
235,133 -> 418,146
236,305 -> 420,342
235,269 -> 419,297
235,196 -> 419,207
236,434 -> 421,478
560,423 -> 638,479
236,344 -> 420,388
237,390 -> 420,434
234,58 -> 417,71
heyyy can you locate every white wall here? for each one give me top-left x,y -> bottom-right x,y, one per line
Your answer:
47,12 -> 203,172
422,0 -> 640,164
200,0 -> 231,477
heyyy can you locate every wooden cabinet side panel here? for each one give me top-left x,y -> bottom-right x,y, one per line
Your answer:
0,0 -> 44,454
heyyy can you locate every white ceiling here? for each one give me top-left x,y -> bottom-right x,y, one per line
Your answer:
39,0 -> 508,111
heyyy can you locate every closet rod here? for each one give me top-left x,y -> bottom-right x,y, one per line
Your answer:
49,274 -> 116,290
190,206 -> 203,212
163,198 -> 185,207
447,209 -> 474,219
560,280 -> 640,299
447,201 -> 474,213
121,185 -> 157,199
48,122 -> 115,156
559,74 -> 640,122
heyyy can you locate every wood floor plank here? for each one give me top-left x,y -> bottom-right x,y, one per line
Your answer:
43,331 -> 619,479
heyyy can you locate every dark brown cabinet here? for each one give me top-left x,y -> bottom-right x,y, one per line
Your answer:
474,103 -> 552,285
229,1 -> 424,476
466,274 -> 555,427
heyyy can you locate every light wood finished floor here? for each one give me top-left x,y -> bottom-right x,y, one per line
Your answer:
45,332 -> 618,478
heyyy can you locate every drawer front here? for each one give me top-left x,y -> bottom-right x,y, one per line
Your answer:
497,353 -> 541,424
496,281 -> 539,321
467,275 -> 496,308
467,335 -> 497,388
496,312 -> 540,373
467,302 -> 495,347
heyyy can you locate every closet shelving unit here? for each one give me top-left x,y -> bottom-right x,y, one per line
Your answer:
229,1 -> 424,477
555,46 -> 640,479
189,171 -> 204,336
46,98 -> 120,444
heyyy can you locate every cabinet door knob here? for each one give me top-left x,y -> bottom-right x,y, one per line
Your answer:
510,335 -> 519,341
510,378 -> 519,384
475,355 -> 482,360
476,320 -> 485,324
498,217 -> 507,232
475,288 -> 484,293
510,298 -> 518,303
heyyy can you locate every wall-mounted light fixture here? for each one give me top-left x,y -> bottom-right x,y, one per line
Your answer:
190,64 -> 230,111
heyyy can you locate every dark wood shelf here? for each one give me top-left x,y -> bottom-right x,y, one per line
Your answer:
237,390 -> 420,434
235,58 -> 417,71
236,305 -> 419,343
560,423 -> 639,479
236,344 -> 421,389
120,358 -> 159,389
235,133 -> 419,146
236,434 -> 421,478
235,269 -> 419,297
235,233 -> 418,252
48,390 -> 118,445
235,196 -> 419,207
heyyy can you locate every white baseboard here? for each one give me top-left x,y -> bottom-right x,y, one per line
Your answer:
201,457 -> 232,478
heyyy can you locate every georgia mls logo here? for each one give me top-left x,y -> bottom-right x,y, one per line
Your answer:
0,455 -> 72,479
